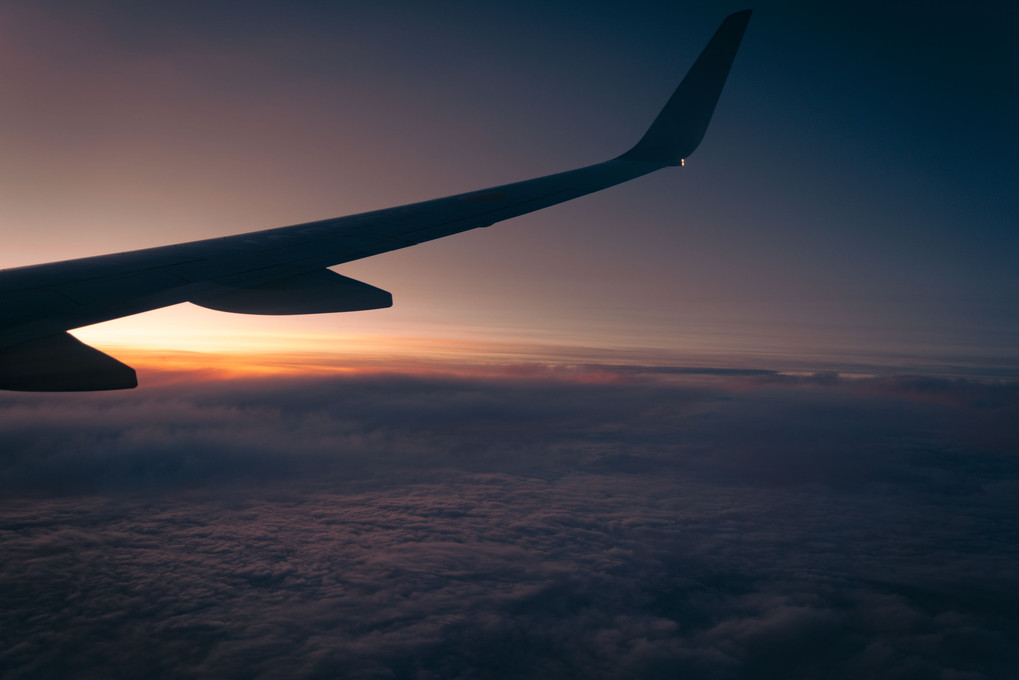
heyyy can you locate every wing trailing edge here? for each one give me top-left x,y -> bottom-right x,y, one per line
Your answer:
190,269 -> 392,315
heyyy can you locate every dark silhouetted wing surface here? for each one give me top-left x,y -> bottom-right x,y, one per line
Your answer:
0,10 -> 752,390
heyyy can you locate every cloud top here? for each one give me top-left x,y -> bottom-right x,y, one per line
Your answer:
1,370 -> 1017,678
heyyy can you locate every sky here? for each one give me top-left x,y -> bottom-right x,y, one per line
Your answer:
1,1 -> 1017,678
0,0 -> 1015,377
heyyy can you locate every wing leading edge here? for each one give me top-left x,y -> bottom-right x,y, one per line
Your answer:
0,10 -> 752,391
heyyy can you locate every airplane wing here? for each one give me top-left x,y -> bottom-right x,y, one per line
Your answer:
0,10 -> 752,391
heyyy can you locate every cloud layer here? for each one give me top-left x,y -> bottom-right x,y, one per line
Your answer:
1,371 -> 1017,678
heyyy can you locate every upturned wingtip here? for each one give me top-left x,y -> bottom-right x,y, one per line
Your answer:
618,10 -> 752,164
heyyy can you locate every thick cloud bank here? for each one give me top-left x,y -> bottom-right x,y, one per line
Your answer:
1,371 -> 1017,678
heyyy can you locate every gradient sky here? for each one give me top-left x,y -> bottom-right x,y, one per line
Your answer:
1,0 -> 1015,378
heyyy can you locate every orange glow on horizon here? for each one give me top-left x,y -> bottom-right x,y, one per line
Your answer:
67,303 -> 1016,384
68,304 -> 759,380
71,307 -> 787,387
104,347 -> 647,386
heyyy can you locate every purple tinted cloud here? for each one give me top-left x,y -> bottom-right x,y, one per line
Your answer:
1,372 -> 1017,678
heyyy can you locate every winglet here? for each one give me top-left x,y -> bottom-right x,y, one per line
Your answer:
619,10 -> 752,165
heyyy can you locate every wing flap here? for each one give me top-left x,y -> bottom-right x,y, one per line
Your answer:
0,333 -> 137,392
190,269 -> 393,315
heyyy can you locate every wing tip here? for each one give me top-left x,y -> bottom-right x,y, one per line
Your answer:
618,9 -> 753,165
